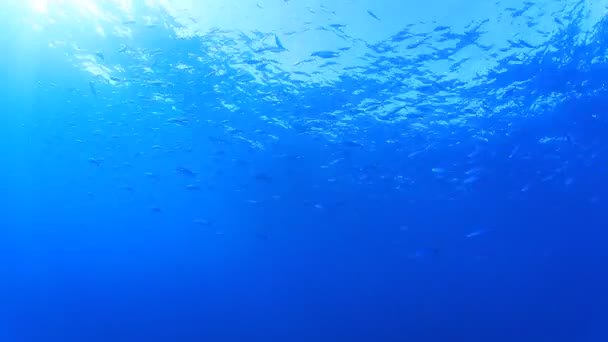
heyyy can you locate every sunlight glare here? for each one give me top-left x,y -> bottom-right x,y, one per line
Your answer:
31,0 -> 48,14
30,0 -> 107,18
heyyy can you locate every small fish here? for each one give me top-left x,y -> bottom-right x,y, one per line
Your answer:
465,228 -> 492,239
88,158 -> 103,166
194,219 -> 211,226
311,51 -> 340,59
255,46 -> 286,53
176,167 -> 196,177
185,184 -> 201,190
509,145 -> 519,158
463,175 -> 479,184
254,173 -> 272,182
88,81 -> 97,96
343,140 -> 363,147
167,117 -> 189,125
367,10 -> 381,21
151,207 -> 162,213
144,172 -> 159,180
274,34 -> 286,51
320,61 -> 338,68
94,52 -> 104,61
408,150 -> 423,158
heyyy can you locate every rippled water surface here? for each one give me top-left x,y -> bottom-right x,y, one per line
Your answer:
0,1 -> 607,341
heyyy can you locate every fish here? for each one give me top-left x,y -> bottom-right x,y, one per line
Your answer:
274,34 -> 287,51
88,81 -> 97,96
254,173 -> 272,182
94,52 -> 104,61
167,117 -> 189,125
329,24 -> 347,30
88,158 -> 103,166
144,172 -> 159,180
255,46 -> 285,53
176,167 -> 196,177
320,61 -> 338,68
367,10 -> 381,21
465,228 -> 492,239
463,175 -> 479,184
311,50 -> 340,59
194,219 -> 211,226
509,145 -> 519,158
343,140 -> 363,147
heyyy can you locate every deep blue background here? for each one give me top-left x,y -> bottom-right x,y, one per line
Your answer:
0,1 -> 607,341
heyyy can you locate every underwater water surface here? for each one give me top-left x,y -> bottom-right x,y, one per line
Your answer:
1,0 -> 608,341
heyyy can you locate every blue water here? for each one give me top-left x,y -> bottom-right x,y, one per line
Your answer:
1,0 -> 607,341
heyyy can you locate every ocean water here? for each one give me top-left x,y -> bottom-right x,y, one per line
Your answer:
1,0 -> 607,341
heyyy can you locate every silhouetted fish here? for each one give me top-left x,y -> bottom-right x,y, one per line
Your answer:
94,52 -> 104,61
254,173 -> 272,182
367,10 -> 381,20
88,158 -> 102,166
88,81 -> 97,96
311,51 -> 340,59
274,34 -> 286,51
194,219 -> 211,226
176,167 -> 196,177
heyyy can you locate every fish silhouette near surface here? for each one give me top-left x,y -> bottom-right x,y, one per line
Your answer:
88,81 -> 97,96
367,10 -> 381,20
